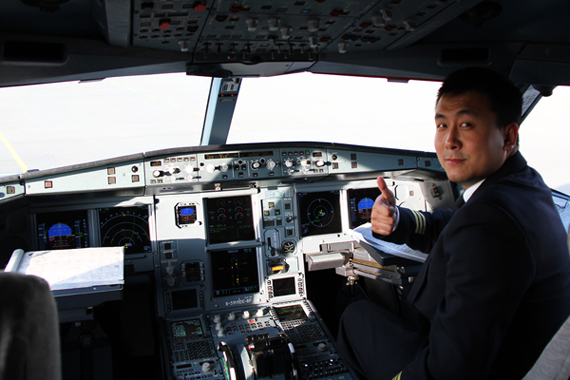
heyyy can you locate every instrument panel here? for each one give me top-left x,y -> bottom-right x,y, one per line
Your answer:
0,142 -> 451,380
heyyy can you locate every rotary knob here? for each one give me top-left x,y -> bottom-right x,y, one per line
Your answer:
284,158 -> 295,168
251,161 -> 261,170
168,167 -> 181,175
266,159 -> 276,170
153,170 -> 164,178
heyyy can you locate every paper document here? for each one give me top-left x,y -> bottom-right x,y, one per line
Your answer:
7,247 -> 124,291
349,223 -> 428,263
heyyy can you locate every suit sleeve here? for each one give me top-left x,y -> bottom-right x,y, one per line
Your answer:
402,201 -> 535,379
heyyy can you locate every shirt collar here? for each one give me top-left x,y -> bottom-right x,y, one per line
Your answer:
462,179 -> 485,203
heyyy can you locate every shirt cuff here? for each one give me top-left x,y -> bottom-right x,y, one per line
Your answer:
392,206 -> 400,232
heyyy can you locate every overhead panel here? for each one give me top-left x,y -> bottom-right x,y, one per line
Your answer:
131,0 -> 484,65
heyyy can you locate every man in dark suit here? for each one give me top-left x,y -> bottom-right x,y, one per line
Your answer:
337,68 -> 570,380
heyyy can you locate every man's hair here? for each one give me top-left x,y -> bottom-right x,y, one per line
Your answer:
437,67 -> 523,128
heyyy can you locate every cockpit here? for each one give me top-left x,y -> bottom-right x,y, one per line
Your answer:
1,1 -> 570,379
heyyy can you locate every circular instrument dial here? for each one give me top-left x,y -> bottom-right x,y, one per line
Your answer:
99,207 -> 151,254
306,198 -> 335,227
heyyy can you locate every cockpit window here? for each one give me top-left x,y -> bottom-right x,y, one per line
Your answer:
0,72 -> 568,195
229,72 -> 442,152
0,73 -> 210,176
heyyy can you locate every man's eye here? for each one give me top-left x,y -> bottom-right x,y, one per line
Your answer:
436,123 -> 446,129
460,122 -> 471,127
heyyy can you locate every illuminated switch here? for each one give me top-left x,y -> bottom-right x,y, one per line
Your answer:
194,2 -> 206,12
108,177 -> 117,184
107,167 -> 116,175
132,175 -> 140,183
44,181 -> 53,188
159,19 -> 171,29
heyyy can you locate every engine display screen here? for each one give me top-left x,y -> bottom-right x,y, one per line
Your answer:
347,188 -> 381,228
36,210 -> 89,250
206,195 -> 255,244
298,190 -> 342,237
99,206 -> 152,255
210,247 -> 259,298
171,318 -> 203,338
274,305 -> 308,322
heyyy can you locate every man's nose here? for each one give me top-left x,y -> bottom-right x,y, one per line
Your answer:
445,126 -> 461,150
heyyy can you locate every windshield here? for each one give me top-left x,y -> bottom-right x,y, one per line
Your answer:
0,72 -> 568,194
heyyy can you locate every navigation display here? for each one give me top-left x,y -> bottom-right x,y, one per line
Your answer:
347,188 -> 381,228
99,206 -> 152,255
36,210 -> 89,250
206,195 -> 255,244
298,190 -> 342,237
210,247 -> 259,298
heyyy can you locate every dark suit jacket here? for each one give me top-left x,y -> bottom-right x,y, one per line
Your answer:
383,152 -> 570,379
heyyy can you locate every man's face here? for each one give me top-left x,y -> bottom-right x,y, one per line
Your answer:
434,91 -> 516,189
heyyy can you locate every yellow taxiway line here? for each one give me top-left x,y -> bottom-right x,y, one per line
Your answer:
0,130 -> 28,173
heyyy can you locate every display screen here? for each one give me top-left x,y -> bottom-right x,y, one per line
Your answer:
298,190 -> 342,237
206,195 -> 255,244
205,152 -> 239,160
171,288 -> 199,311
239,151 -> 274,157
176,203 -> 197,226
210,247 -> 259,297
171,318 -> 203,338
273,277 -> 296,297
347,188 -> 381,228
36,210 -> 89,250
274,305 -> 308,322
99,206 -> 152,254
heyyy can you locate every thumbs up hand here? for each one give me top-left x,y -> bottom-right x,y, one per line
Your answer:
371,177 -> 398,236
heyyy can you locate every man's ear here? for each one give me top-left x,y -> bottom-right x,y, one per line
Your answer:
504,122 -> 519,150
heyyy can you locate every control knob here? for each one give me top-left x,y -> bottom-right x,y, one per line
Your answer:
206,164 -> 216,173
202,362 -> 212,373
220,163 -> 229,172
251,161 -> 261,170
153,170 -> 164,178
168,167 -> 181,175
284,158 -> 295,168
266,159 -> 276,171
315,160 -> 325,167
299,157 -> 310,167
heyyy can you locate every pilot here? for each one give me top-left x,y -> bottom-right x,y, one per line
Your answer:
337,67 -> 570,380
